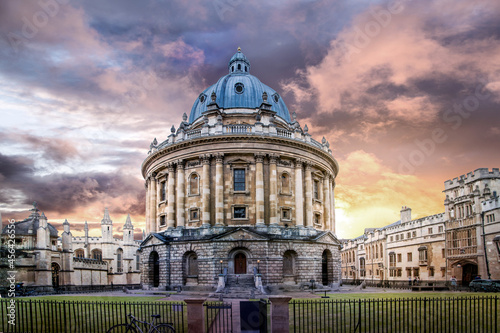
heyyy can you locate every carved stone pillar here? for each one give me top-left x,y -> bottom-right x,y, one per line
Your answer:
145,178 -> 150,234
305,162 -> 313,228
323,172 -> 331,231
215,153 -> 224,225
176,160 -> 185,227
255,153 -> 265,225
269,153 -> 279,225
167,163 -> 176,228
331,177 -> 336,234
294,159 -> 304,227
201,154 -> 211,226
149,174 -> 157,232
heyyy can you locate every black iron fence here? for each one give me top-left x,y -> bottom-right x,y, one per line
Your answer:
0,299 -> 186,333
204,301 -> 233,333
290,296 -> 499,333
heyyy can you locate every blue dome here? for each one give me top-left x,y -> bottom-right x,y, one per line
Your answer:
189,49 -> 291,124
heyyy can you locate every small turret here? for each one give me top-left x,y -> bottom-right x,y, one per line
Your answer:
62,219 -> 72,251
101,208 -> 113,242
123,214 -> 134,244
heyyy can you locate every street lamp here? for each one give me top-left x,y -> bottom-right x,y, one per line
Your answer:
257,259 -> 260,274
220,260 -> 223,274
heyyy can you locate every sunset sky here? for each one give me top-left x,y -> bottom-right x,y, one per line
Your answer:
1,0 -> 500,240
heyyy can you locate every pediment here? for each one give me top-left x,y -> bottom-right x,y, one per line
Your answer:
227,158 -> 249,165
314,231 -> 341,245
139,233 -> 168,248
214,228 -> 269,241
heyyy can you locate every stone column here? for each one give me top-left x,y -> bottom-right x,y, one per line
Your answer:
215,153 -> 224,225
176,160 -> 185,228
294,159 -> 304,227
323,172 -> 331,231
269,153 -> 279,225
145,178 -> 150,234
331,177 -> 336,234
305,162 -> 313,228
201,154 -> 211,226
185,298 -> 206,333
149,174 -> 157,232
167,163 -> 176,228
269,296 -> 292,333
255,153 -> 265,225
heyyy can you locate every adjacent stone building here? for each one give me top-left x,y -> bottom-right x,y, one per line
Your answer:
140,49 -> 341,291
341,168 -> 500,287
0,203 -> 141,290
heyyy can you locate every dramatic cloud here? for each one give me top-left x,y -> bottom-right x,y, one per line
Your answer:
1,0 -> 499,239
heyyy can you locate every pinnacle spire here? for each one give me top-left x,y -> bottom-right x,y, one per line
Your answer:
101,207 -> 113,225
123,214 -> 133,229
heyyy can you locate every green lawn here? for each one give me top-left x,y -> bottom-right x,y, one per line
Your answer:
289,293 -> 499,333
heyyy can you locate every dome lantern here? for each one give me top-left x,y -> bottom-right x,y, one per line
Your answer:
228,47 -> 250,74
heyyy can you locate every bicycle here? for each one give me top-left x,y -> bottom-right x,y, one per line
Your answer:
107,313 -> 175,333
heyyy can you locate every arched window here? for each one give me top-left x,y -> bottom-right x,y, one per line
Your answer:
149,251 -> 160,287
117,248 -> 123,273
189,173 -> 199,195
238,64 -> 241,70
185,252 -> 198,276
136,250 -> 141,271
74,249 -> 85,258
92,249 -> 102,261
231,66 -> 234,72
245,66 -> 247,72
380,244 -> 383,258
281,172 -> 290,194
283,250 -> 297,276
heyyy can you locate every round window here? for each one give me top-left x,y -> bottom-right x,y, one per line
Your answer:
199,94 -> 206,103
235,83 -> 244,94
273,93 -> 280,103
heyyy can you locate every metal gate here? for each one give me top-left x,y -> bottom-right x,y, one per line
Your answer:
204,301 -> 233,333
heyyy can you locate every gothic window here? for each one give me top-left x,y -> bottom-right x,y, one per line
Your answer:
281,172 -> 290,194
74,249 -> 85,258
189,173 -> 199,195
136,250 -> 141,271
92,249 -> 102,261
117,248 -> 123,273
359,258 -> 366,277
419,247 -> 428,264
234,169 -> 245,191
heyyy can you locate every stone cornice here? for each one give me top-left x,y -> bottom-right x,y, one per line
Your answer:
142,135 -> 339,178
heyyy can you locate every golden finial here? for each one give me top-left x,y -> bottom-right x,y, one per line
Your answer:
237,46 -> 241,52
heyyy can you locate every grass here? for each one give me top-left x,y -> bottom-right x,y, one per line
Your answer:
289,293 -> 499,332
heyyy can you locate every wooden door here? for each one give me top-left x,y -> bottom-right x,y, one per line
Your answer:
235,253 -> 247,274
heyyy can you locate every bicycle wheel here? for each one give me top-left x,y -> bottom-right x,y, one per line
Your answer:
106,323 -> 138,333
153,323 -> 176,332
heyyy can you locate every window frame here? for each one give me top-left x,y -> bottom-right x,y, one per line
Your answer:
188,172 -> 200,196
232,205 -> 248,220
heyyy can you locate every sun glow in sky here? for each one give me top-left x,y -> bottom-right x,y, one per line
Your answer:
1,0 -> 500,240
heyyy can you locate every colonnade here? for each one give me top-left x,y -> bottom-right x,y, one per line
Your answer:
145,154 -> 336,234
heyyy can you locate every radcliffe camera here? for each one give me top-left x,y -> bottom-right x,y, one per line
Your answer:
0,1 -> 499,332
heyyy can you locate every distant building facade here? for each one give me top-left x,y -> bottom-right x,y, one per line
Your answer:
0,204 -> 141,290
341,168 -> 500,286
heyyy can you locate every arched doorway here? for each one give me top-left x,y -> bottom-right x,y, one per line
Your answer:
51,263 -> 60,288
149,251 -> 160,287
462,263 -> 478,286
183,251 -> 198,285
322,252 -> 329,285
235,253 -> 247,274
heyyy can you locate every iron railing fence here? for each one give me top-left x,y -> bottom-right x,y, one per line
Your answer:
204,301 -> 233,333
0,299 -> 186,333
290,296 -> 498,333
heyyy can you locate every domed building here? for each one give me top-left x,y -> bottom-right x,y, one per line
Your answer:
140,49 -> 341,292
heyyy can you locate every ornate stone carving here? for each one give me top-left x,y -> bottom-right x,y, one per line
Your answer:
171,125 -> 176,133
176,159 -> 185,169
254,153 -> 265,163
187,160 -> 201,167
200,154 -> 211,164
215,153 -> 224,163
167,162 -> 175,172
269,153 -> 279,164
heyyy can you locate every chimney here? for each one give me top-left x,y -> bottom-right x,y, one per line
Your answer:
400,206 -> 411,223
